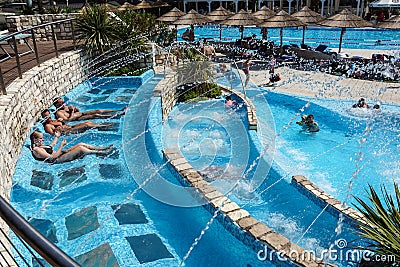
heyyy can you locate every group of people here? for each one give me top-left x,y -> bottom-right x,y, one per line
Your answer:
30,97 -> 122,164
352,98 -> 380,110
296,114 -> 320,133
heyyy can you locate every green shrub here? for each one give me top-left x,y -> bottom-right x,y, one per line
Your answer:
177,82 -> 222,102
106,64 -> 146,76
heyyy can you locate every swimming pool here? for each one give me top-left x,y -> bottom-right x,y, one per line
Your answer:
10,65 -> 398,266
10,72 -> 275,266
178,25 -> 400,50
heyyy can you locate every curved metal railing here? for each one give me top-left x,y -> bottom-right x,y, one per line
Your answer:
0,18 -> 76,94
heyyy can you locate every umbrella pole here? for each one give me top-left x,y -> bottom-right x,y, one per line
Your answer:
220,24 -> 222,41
302,25 -> 305,45
339,27 -> 345,53
280,27 -> 283,55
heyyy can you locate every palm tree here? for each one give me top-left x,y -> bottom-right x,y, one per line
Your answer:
75,4 -> 119,54
354,183 -> 400,265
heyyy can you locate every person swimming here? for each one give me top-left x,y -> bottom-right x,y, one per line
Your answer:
297,114 -> 320,132
225,95 -> 235,108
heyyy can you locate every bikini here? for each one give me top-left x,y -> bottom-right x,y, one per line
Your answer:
31,145 -> 57,163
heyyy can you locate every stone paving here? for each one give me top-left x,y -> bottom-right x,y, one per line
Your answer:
163,148 -> 336,267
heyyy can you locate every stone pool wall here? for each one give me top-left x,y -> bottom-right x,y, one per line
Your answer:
154,74 -> 258,130
291,175 -> 365,226
0,50 -> 90,201
163,148 -> 336,267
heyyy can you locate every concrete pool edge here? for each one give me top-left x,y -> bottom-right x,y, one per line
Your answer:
291,175 -> 366,226
162,148 -> 336,267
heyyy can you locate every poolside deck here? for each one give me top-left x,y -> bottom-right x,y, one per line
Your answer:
0,40 -> 76,88
250,66 -> 400,105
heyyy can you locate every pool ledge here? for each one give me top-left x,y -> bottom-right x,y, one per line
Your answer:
217,84 -> 258,131
153,73 -> 257,131
163,148 -> 336,267
291,175 -> 366,226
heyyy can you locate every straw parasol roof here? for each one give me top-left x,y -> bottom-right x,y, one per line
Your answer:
252,6 -> 275,21
377,15 -> 400,29
219,9 -> 262,26
259,10 -> 305,28
219,9 -> 262,40
259,11 -> 305,54
292,6 -> 324,24
133,0 -> 154,9
157,7 -> 185,23
317,8 -> 372,28
171,9 -> 213,25
207,6 -> 234,22
292,6 -> 324,44
117,2 -> 135,11
317,9 -> 372,52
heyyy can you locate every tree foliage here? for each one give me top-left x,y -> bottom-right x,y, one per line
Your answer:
354,183 -> 400,265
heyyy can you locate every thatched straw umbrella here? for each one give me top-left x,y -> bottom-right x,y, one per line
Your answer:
376,15 -> 400,29
207,6 -> 234,40
219,9 -> 262,40
117,2 -> 135,11
172,9 -> 213,41
252,6 -> 275,40
317,9 -> 372,53
133,0 -> 154,10
292,6 -> 324,44
157,7 -> 186,40
157,7 -> 185,23
259,10 -> 305,54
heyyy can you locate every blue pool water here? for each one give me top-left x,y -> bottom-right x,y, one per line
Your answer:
10,72 -> 274,266
11,68 -> 399,266
178,25 -> 400,50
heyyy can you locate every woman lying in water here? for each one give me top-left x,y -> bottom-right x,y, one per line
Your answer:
30,130 -> 113,164
41,109 -> 113,135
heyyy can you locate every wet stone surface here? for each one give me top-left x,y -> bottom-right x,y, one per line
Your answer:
126,234 -> 173,264
75,95 -> 91,103
88,88 -> 101,94
91,96 -> 109,103
102,89 -> 118,95
29,218 -> 58,243
112,203 -> 148,225
30,170 -> 54,190
59,165 -> 87,188
65,206 -> 100,240
115,95 -> 132,103
99,164 -> 124,180
75,243 -> 120,267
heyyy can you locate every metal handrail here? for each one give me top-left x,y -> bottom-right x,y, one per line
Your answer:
0,196 -> 80,267
0,18 -> 76,95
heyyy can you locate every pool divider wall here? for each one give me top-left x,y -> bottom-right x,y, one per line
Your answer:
162,148 -> 336,267
291,175 -> 365,226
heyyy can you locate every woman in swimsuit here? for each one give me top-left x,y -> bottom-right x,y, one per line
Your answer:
30,131 -> 113,164
41,109 -> 113,135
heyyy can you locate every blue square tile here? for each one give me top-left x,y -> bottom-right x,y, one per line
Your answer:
99,164 -> 124,180
75,243 -> 120,267
30,170 -> 54,190
65,206 -> 100,240
112,203 -> 148,225
126,234 -> 173,264
29,218 -> 58,243
59,166 -> 87,188
32,258 -> 51,267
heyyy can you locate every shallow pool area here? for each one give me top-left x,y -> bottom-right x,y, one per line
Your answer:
178,25 -> 400,50
9,61 -> 400,267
